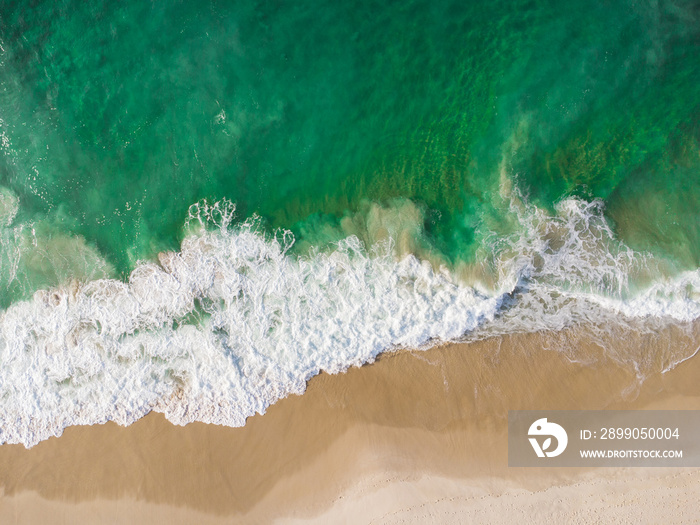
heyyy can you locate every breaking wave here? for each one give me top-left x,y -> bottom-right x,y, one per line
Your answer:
1,195 -> 699,447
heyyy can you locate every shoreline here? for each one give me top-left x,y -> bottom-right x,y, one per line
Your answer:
1,326 -> 700,523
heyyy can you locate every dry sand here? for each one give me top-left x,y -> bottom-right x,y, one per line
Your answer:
1,324 -> 699,524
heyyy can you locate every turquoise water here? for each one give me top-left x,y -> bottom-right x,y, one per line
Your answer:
1,0 -> 700,446
2,0 -> 697,295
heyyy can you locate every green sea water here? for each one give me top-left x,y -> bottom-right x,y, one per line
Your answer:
0,0 -> 699,302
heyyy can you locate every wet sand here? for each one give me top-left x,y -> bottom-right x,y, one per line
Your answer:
1,324 -> 699,523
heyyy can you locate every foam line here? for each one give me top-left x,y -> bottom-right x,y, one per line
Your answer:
1,198 -> 700,447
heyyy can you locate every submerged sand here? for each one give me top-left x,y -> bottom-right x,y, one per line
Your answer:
1,324 -> 699,523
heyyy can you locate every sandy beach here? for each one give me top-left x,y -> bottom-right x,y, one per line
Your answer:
1,324 -> 699,524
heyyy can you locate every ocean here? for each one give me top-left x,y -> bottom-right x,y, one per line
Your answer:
0,0 -> 699,446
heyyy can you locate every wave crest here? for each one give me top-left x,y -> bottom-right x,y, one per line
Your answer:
0,202 -> 498,446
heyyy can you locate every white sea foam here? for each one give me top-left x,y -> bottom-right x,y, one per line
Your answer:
479,192 -> 700,335
1,195 -> 700,447
0,201 -> 501,446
